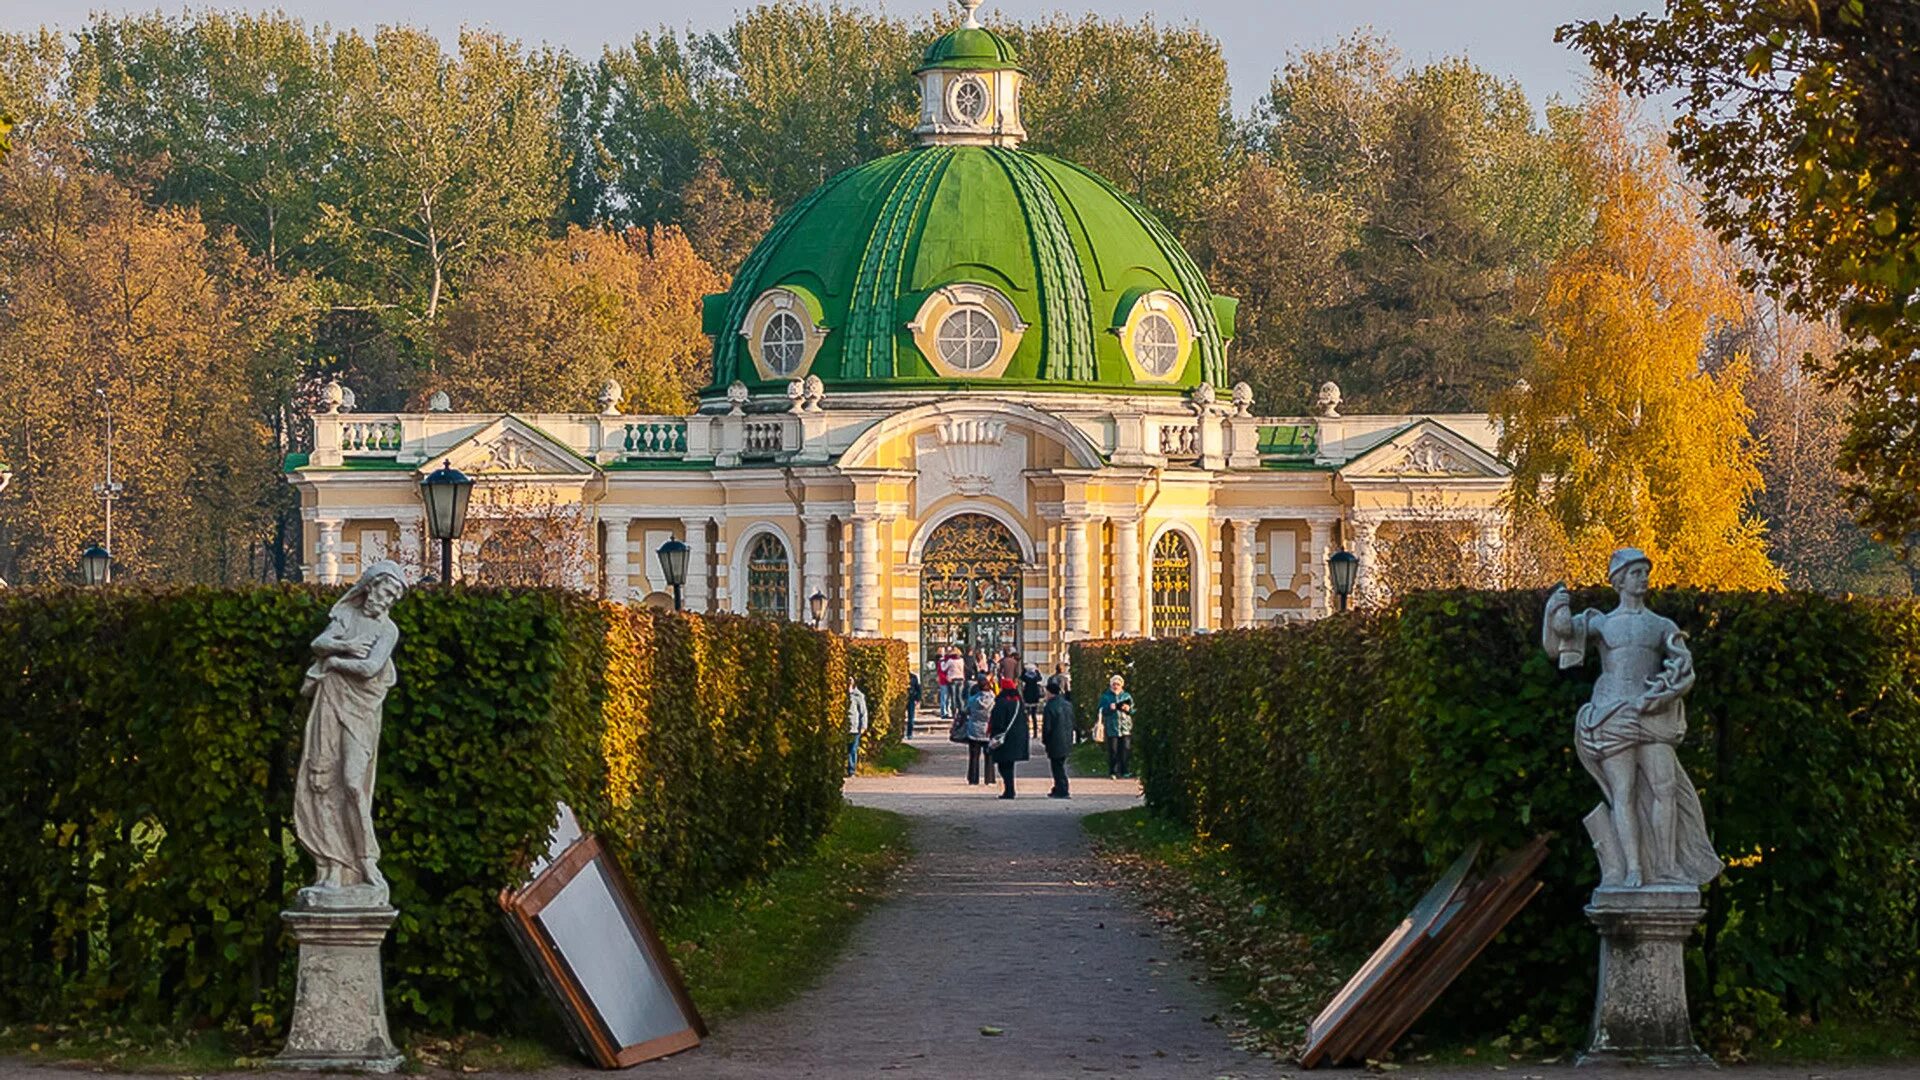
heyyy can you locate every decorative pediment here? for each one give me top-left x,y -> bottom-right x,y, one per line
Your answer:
428,416 -> 599,478
1339,421 -> 1508,481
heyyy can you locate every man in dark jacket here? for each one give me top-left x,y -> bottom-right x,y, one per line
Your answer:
906,671 -> 922,739
1041,676 -> 1075,799
986,686 -> 1029,799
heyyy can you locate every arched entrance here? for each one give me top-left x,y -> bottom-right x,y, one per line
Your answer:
920,513 -> 1023,664
1151,530 -> 1194,636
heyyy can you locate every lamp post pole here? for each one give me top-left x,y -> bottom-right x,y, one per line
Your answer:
1328,549 -> 1359,614
92,387 -> 122,584
420,461 -> 473,585
657,538 -> 690,612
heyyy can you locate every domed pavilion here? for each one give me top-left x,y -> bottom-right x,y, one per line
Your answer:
289,2 -> 1510,667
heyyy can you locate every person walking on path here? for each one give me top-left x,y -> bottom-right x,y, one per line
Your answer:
963,677 -> 995,785
906,670 -> 922,739
1098,675 -> 1134,780
933,657 -> 949,719
987,684 -> 1029,798
1020,661 -> 1044,737
943,650 -> 965,718
1042,675 -> 1075,799
846,676 -> 870,777
995,646 -> 1021,691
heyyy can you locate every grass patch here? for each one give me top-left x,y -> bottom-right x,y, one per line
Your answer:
1068,739 -> 1109,777
0,1024 -> 245,1073
656,803 -> 912,1022
1083,807 -> 1356,1064
856,740 -> 921,776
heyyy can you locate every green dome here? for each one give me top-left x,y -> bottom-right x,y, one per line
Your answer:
706,145 -> 1235,395
918,25 -> 1020,71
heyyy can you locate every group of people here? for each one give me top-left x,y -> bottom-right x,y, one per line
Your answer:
846,644 -> 1138,792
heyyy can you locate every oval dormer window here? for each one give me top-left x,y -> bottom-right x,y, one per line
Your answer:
761,310 -> 806,375
936,307 -> 1000,372
1135,312 -> 1180,376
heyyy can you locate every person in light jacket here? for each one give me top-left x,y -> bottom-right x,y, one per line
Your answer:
1098,675 -> 1134,779
1041,675 -> 1076,799
846,676 -> 870,777
987,685 -> 1029,799
963,676 -> 995,785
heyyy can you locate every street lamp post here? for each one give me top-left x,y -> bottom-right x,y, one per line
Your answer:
81,544 -> 111,586
809,590 -> 827,627
92,388 -> 122,584
657,539 -> 690,611
1328,549 -> 1359,613
420,460 -> 473,584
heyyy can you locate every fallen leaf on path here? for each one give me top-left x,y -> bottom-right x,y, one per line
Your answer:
980,1026 -> 1004,1037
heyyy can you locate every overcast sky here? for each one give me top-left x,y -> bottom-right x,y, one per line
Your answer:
4,0 -> 1648,113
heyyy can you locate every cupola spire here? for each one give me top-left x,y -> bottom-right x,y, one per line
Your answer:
914,2 -> 1026,147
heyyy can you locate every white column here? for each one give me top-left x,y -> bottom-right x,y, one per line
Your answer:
1232,517 -> 1259,629
1476,515 -> 1505,586
851,516 -> 880,636
395,515 -> 423,584
1113,516 -> 1142,637
681,517 -> 710,612
1062,517 -> 1091,640
603,515 -> 633,602
802,514 -> 830,623
316,519 -> 344,585
1308,518 -> 1333,617
1350,516 -> 1381,608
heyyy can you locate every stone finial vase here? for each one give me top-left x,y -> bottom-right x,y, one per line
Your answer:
276,891 -> 403,1073
1578,887 -> 1715,1067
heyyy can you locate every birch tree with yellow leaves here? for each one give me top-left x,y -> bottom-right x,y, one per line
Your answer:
1499,88 -> 1780,590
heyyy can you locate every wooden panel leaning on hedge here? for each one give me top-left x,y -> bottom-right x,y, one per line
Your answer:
0,587 -> 849,1034
1071,590 -> 1920,1043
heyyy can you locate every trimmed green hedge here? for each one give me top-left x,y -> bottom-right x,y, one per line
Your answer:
1073,589 -> 1920,1039
844,637 -> 909,756
0,587 -> 847,1033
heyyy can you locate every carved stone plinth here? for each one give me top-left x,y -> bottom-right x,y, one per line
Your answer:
277,899 -> 403,1073
1579,887 -> 1714,1068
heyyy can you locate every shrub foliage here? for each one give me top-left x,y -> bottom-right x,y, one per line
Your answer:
0,587 -> 849,1031
1073,589 -> 1920,1037
843,636 -> 910,754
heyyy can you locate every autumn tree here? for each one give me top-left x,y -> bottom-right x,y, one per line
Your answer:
1565,3 -> 1920,552
676,157 -> 773,279
1500,89 -> 1777,589
0,139 -> 304,585
435,225 -> 723,415
325,27 -> 565,328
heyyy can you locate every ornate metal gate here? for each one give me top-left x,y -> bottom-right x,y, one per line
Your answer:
919,513 -> 1023,664
1151,530 -> 1194,636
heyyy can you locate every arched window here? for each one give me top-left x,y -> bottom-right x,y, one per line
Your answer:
1151,530 -> 1194,637
746,533 -> 791,618
760,311 -> 806,375
1134,313 -> 1180,375
935,307 -> 1001,372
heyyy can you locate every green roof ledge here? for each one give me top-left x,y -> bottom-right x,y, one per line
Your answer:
701,0 -> 1235,398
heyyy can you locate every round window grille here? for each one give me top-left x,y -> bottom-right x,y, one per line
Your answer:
952,79 -> 987,123
760,311 -> 806,375
935,308 -> 1001,372
1135,312 -> 1180,375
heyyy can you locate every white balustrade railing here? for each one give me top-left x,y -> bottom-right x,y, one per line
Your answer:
1159,422 -> 1199,460
339,419 -> 403,455
623,420 -> 688,459
743,420 -> 785,456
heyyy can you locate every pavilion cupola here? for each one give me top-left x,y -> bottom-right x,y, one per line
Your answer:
914,0 -> 1027,148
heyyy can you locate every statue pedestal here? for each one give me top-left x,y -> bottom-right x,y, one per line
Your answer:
276,895 -> 403,1073
1579,887 -> 1714,1068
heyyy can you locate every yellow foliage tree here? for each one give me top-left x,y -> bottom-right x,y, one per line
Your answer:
434,224 -> 723,415
1500,88 -> 1779,590
0,140 -> 303,585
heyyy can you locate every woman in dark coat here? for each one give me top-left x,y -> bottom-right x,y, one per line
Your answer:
987,686 -> 1029,799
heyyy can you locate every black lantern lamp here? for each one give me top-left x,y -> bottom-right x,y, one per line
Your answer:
420,460 -> 473,584
80,544 -> 111,586
657,538 -> 690,611
1328,549 -> 1359,613
809,590 -> 827,627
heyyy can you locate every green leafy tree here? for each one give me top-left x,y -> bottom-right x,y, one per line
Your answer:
1010,14 -> 1234,232
562,30 -> 715,228
1563,3 -> 1920,552
324,27 -> 565,329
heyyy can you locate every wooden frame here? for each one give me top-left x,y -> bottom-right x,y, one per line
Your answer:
498,834 -> 706,1068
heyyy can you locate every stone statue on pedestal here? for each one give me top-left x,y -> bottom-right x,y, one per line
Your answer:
1542,548 -> 1720,1065
278,559 -> 407,1073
